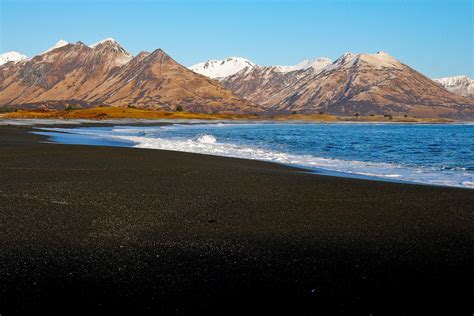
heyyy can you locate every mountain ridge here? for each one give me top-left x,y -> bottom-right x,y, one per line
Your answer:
220,51 -> 474,119
1,40 -> 473,119
0,39 -> 256,114
189,56 -> 334,79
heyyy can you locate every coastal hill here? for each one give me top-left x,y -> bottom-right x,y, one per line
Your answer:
214,52 -> 474,119
1,40 -> 473,119
0,39 -> 256,114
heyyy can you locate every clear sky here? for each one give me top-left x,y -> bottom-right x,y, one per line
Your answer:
0,0 -> 472,78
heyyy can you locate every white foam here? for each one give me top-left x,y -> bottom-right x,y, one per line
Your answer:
105,133 -> 472,189
196,134 -> 217,144
35,124 -> 474,189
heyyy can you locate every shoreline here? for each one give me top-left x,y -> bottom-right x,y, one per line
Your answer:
36,130 -> 472,190
31,121 -> 474,190
0,124 -> 473,314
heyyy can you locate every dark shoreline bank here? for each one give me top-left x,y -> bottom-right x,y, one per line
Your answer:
0,125 -> 473,314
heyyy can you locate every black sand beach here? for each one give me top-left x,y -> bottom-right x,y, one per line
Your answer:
0,124 -> 472,315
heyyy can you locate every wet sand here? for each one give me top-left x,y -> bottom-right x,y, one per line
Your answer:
0,124 -> 472,314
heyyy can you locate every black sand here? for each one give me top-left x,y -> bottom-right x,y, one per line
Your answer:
0,125 -> 472,315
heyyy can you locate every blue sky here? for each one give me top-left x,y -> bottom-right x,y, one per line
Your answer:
1,0 -> 472,77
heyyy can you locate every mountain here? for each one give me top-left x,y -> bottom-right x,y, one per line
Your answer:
0,51 -> 28,66
0,39 -> 133,106
220,58 -> 332,106
189,56 -> 332,78
221,65 -> 317,107
2,42 -> 473,119
86,49 -> 256,113
190,56 -> 333,107
433,76 -> 474,98
189,57 -> 257,79
221,51 -> 474,119
0,39 -> 255,113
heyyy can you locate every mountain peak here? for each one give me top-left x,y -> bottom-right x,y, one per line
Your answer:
337,52 -> 357,64
0,51 -> 28,66
146,48 -> 172,61
90,38 -> 119,48
43,40 -> 69,54
322,52 -> 357,71
136,51 -> 151,59
150,48 -> 166,55
89,38 -> 132,66
358,51 -> 401,69
189,57 -> 257,79
325,51 -> 401,71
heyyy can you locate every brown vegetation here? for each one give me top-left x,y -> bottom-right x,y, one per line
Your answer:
1,107 -> 258,120
1,107 -> 454,123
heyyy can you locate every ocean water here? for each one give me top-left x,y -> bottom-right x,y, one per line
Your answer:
35,122 -> 474,189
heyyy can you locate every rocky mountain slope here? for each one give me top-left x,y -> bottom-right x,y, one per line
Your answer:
0,39 -> 255,113
219,52 -> 474,119
434,75 -> 474,98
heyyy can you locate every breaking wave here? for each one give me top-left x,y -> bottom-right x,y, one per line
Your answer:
35,123 -> 474,189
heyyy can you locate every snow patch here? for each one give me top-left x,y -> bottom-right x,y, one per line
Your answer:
274,57 -> 332,73
358,51 -> 402,69
0,51 -> 28,65
90,38 -> 118,48
189,57 -> 257,79
434,75 -> 474,98
43,40 -> 69,54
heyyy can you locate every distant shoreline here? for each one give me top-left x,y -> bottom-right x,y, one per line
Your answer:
0,106 -> 461,123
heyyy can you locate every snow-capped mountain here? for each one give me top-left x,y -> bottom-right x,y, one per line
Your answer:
434,75 -> 474,98
0,51 -> 28,66
90,37 -> 117,48
43,40 -> 69,54
89,38 -> 133,66
39,38 -> 132,66
190,56 -> 333,79
221,51 -> 474,119
189,57 -> 257,79
274,57 -> 332,73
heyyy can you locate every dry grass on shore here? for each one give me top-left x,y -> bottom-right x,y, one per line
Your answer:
0,107 -> 455,123
272,113 -> 454,123
1,107 -> 257,120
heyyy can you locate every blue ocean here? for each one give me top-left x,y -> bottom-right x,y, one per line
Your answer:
36,122 -> 474,189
